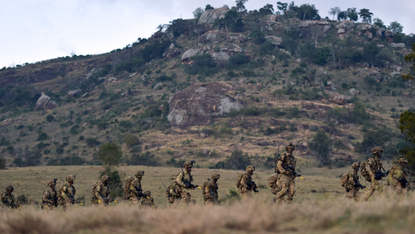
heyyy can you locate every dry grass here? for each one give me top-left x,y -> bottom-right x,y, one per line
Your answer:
1,193 -> 415,234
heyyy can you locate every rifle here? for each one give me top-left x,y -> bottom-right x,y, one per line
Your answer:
398,177 -> 408,188
374,170 -> 390,181
45,197 -> 58,207
353,179 -> 366,190
282,164 -> 305,180
183,180 -> 201,189
67,195 -> 84,206
133,186 -> 150,198
246,181 -> 259,193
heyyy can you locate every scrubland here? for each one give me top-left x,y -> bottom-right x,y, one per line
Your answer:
1,165 -> 414,233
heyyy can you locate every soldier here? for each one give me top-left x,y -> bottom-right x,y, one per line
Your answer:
129,171 -> 146,205
41,179 -> 58,210
91,175 -> 112,206
1,186 -> 18,208
166,175 -> 180,204
340,162 -> 365,202
362,146 -> 386,201
388,158 -> 409,195
58,175 -> 80,210
203,174 -> 220,205
175,161 -> 197,205
140,191 -> 156,208
237,165 -> 258,199
275,143 -> 297,204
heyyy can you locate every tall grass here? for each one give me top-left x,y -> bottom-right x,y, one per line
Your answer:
1,193 -> 415,234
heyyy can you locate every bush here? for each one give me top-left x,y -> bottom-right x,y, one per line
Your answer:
128,151 -> 160,166
0,137 -> 10,146
0,157 -> 5,169
118,120 -> 133,132
227,54 -> 251,69
125,134 -> 140,147
99,167 -> 123,198
97,121 -> 109,130
211,150 -> 251,170
47,156 -> 85,166
46,115 -> 55,122
186,54 -> 218,76
98,142 -> 122,166
86,138 -> 101,148
309,130 -> 332,165
249,29 -> 266,45
70,125 -> 80,135
37,132 -> 48,141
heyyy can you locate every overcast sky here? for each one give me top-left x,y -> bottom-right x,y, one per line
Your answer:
1,0 -> 414,68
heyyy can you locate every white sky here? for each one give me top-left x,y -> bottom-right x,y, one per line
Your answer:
1,0 -> 414,68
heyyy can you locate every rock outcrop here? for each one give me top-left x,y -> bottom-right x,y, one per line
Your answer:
198,7 -> 229,24
211,52 -> 230,62
228,33 -> 248,43
335,20 -> 355,40
35,92 -> 58,111
67,89 -> 81,98
329,93 -> 351,105
298,20 -> 331,39
181,49 -> 200,62
163,43 -> 181,58
390,43 -> 406,49
168,82 -> 244,126
265,35 -> 283,46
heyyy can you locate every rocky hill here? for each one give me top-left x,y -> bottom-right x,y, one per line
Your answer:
0,4 -> 414,169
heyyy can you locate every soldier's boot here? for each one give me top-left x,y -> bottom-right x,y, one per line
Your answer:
363,188 -> 375,201
275,197 -> 285,204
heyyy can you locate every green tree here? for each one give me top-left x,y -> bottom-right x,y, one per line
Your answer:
226,150 -> 251,170
337,11 -> 347,21
249,28 -> 266,44
402,44 -> 415,81
235,0 -> 248,13
193,7 -> 204,20
125,133 -> 140,147
98,142 -> 122,166
99,167 -> 124,198
328,7 -> 340,20
259,4 -> 274,15
205,4 -> 214,11
309,130 -> 332,165
362,41 -> 381,66
373,18 -> 385,28
346,8 -> 358,21
388,21 -> 403,34
276,1 -> 288,14
46,114 -> 55,122
359,8 -> 373,23
289,3 -> 320,20
0,157 -> 5,169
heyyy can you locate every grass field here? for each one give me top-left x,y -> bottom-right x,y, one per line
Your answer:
1,165 -> 414,233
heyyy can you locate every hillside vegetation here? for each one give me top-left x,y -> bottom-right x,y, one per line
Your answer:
0,2 -> 415,170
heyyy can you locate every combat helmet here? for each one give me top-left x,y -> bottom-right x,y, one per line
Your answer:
47,179 -> 57,187
398,158 -> 408,164
135,171 -> 145,178
66,175 -> 76,182
285,143 -> 295,151
351,162 -> 360,169
246,165 -> 255,172
101,175 -> 110,183
183,160 -> 196,168
211,173 -> 220,180
371,146 -> 384,155
5,186 -> 13,192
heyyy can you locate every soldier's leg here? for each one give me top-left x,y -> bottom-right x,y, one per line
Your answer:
287,179 -> 296,204
62,202 -> 71,211
276,175 -> 289,204
130,196 -> 139,205
181,192 -> 191,204
363,180 -> 378,201
353,188 -> 360,202
42,204 -> 53,210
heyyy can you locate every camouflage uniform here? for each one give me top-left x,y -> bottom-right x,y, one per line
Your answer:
1,186 -> 18,208
59,175 -> 77,211
129,171 -> 144,205
340,162 -> 362,202
388,158 -> 409,195
238,165 -> 258,199
363,147 -> 384,201
204,174 -> 220,205
41,180 -> 58,210
91,175 -> 111,206
140,191 -> 155,208
175,161 -> 195,205
275,144 -> 297,204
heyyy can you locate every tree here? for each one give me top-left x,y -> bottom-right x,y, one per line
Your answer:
402,44 -> 415,81
0,157 -> 5,170
277,1 -> 288,14
337,11 -> 347,21
235,0 -> 248,13
249,28 -> 266,44
98,142 -> 122,166
346,8 -> 358,21
259,4 -> 274,15
205,4 -> 214,11
289,3 -> 320,20
363,41 -> 380,66
373,18 -> 385,28
328,7 -> 340,20
388,21 -> 403,34
309,130 -> 332,165
125,133 -> 139,147
359,8 -> 373,23
193,7 -> 204,20
99,166 -> 124,198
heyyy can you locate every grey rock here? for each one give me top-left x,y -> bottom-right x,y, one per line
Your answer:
335,20 -> 355,31
337,28 -> 345,34
181,49 -> 199,61
349,88 -> 360,95
198,6 -> 229,24
35,93 -> 51,111
67,89 -> 81,98
265,35 -> 283,46
46,100 -> 58,109
212,52 -> 230,62
153,82 -> 163,89
390,43 -> 406,49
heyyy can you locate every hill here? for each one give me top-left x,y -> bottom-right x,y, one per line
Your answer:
0,3 -> 415,169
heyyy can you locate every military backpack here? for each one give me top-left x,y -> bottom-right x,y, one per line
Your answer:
123,176 -> 134,199
235,173 -> 244,188
91,181 -> 101,197
340,172 -> 350,187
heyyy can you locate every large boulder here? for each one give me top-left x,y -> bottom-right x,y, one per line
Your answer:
211,52 -> 230,62
228,33 -> 248,43
265,35 -> 283,46
35,92 -> 57,111
181,49 -> 200,62
390,43 -> 406,49
67,89 -> 81,98
329,93 -> 351,105
168,82 -> 244,126
198,6 -> 229,24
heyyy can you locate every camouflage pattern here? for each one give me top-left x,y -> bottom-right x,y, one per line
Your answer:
91,176 -> 111,206
340,163 -> 361,202
363,150 -> 384,201
285,143 -> 295,151
167,176 -> 181,204
175,170 -> 193,204
238,167 -> 257,199
41,180 -> 57,210
135,171 -> 145,177
129,176 -> 143,204
388,159 -> 409,195
140,191 -> 155,208
204,174 -> 220,204
268,173 -> 282,196
59,175 -> 76,210
275,150 -> 297,204
1,186 -> 17,208
183,161 -> 194,169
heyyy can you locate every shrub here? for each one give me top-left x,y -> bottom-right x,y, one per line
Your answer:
309,130 -> 332,165
46,115 -> 55,122
128,151 -> 160,166
186,54 -> 218,76
48,156 -> 85,166
37,132 -> 48,141
211,150 -> 251,170
249,29 -> 266,45
98,142 -> 123,166
227,54 -> 250,69
99,167 -> 124,198
97,121 -> 109,130
0,157 -> 5,169
125,134 -> 140,147
118,120 -> 133,131
86,138 -> 101,148
70,125 -> 80,135
0,137 -> 10,146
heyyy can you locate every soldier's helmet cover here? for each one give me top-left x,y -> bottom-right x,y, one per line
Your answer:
285,143 -> 295,151
351,162 -> 360,169
101,175 -> 110,183
211,173 -> 220,180
135,171 -> 145,177
371,146 -> 384,155
398,158 -> 408,164
66,175 -> 76,182
246,165 -> 255,172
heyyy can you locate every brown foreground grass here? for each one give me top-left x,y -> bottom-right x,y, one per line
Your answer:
1,193 -> 415,234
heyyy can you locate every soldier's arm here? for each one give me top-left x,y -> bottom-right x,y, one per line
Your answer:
277,160 -> 286,174
348,173 -> 356,186
241,174 -> 250,188
175,172 -> 186,187
394,169 -> 405,180
366,159 -> 375,177
130,181 -> 140,196
61,186 -> 68,198
94,185 -> 103,199
42,191 -> 52,203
